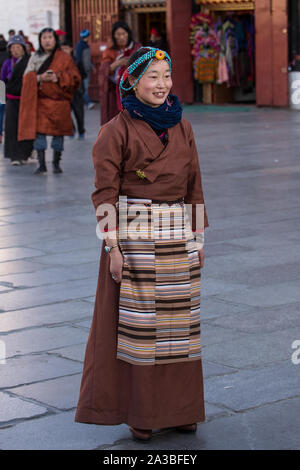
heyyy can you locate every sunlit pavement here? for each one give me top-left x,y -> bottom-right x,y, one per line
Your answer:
0,104 -> 300,450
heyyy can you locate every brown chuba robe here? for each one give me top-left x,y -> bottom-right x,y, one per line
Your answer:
74,110 -> 209,429
98,48 -> 119,126
18,49 -> 81,141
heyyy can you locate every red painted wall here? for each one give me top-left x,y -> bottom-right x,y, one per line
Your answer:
255,0 -> 288,106
271,0 -> 289,106
167,0 -> 194,103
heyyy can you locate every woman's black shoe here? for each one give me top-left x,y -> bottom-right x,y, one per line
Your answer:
34,150 -> 47,174
52,150 -> 63,173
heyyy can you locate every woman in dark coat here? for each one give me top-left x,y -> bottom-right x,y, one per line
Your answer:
0,34 -> 32,164
75,47 -> 209,441
98,21 -> 141,125
0,36 -> 8,144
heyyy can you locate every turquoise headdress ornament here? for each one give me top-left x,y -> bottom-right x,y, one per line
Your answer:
119,47 -> 172,95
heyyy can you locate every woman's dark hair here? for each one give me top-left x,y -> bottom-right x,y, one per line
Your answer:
111,21 -> 132,49
120,47 -> 171,99
37,28 -> 60,55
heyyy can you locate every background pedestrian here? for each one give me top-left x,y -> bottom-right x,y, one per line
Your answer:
98,21 -> 140,125
74,29 -> 95,110
0,34 -> 8,144
147,26 -> 168,52
0,34 -> 33,164
18,27 -> 81,174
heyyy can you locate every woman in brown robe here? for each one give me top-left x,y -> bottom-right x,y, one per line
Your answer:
75,47 -> 209,441
18,28 -> 81,174
98,21 -> 140,125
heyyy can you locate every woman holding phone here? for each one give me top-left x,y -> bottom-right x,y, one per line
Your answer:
18,28 -> 81,174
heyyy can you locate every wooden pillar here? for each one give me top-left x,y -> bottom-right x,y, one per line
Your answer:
166,0 -> 193,103
255,0 -> 273,106
271,0 -> 289,106
255,0 -> 288,106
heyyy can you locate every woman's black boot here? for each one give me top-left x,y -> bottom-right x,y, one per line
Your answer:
34,150 -> 47,174
52,150 -> 63,173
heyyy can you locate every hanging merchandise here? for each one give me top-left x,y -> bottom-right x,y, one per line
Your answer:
190,11 -> 220,84
214,17 -> 228,85
216,13 -> 255,90
190,6 -> 255,103
224,18 -> 240,87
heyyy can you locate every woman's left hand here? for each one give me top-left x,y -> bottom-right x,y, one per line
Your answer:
109,248 -> 124,283
198,248 -> 205,268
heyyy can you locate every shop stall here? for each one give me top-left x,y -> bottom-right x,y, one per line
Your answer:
191,0 -> 255,104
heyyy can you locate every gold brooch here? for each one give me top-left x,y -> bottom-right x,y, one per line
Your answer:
136,169 -> 146,179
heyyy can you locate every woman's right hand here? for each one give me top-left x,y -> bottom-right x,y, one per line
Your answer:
117,57 -> 129,67
110,57 -> 129,73
109,248 -> 124,284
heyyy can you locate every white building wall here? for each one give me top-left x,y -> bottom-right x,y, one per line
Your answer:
0,0 -> 60,48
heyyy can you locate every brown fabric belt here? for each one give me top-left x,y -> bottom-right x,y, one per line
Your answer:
123,197 -> 184,206
39,95 -> 68,101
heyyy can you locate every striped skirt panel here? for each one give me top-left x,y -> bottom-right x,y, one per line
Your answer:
117,198 -> 202,366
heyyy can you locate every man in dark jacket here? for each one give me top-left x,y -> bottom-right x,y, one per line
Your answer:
74,29 -> 95,109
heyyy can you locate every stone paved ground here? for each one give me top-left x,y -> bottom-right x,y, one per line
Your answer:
0,104 -> 300,450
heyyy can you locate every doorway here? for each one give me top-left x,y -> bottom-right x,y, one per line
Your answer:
137,11 -> 166,46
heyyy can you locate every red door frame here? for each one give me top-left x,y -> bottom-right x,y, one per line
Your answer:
166,0 -> 194,104
255,0 -> 289,106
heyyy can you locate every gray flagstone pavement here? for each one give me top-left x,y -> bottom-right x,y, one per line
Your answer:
0,104 -> 300,450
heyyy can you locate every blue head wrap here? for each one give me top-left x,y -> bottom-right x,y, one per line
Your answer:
119,47 -> 172,96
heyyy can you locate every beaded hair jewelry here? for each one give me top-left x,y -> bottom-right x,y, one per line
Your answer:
119,47 -> 172,95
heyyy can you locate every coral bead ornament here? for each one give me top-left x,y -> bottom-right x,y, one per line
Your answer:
155,50 -> 165,60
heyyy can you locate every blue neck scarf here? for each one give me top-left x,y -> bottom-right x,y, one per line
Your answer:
121,94 -> 182,131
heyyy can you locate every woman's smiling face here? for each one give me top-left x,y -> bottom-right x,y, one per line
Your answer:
133,59 -> 172,108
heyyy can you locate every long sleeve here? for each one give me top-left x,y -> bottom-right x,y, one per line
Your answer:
91,121 -> 124,238
185,122 -> 209,247
1,59 -> 13,82
56,57 -> 81,95
24,53 -> 40,75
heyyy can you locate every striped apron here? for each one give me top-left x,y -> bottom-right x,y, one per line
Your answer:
117,197 -> 201,366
